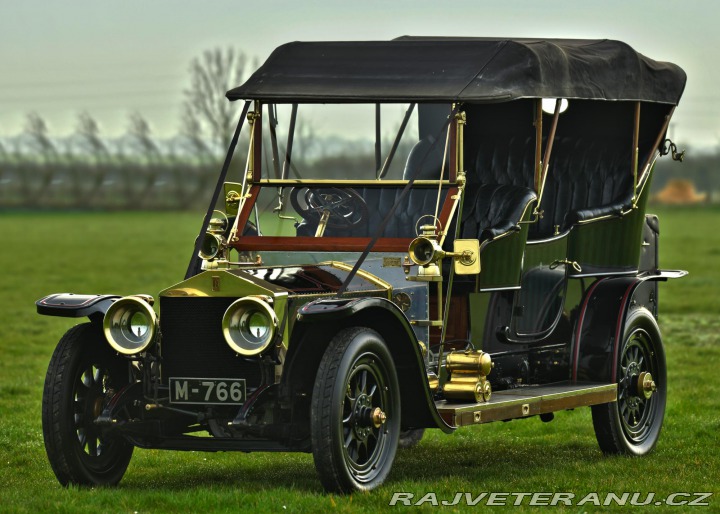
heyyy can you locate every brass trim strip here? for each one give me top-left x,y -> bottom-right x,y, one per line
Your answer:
249,179 -> 456,186
324,261 -> 393,299
436,382 -> 617,427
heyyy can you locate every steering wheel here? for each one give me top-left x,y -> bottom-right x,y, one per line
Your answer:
290,187 -> 368,229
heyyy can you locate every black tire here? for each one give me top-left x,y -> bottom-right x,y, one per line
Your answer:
42,323 -> 134,486
311,327 -> 401,493
398,429 -> 425,449
592,308 -> 667,456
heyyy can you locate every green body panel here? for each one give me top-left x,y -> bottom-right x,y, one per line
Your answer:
567,178 -> 651,275
476,207 -> 533,290
468,292 -> 492,345
524,232 -> 569,268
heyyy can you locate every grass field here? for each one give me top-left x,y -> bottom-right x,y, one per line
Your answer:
0,206 -> 718,512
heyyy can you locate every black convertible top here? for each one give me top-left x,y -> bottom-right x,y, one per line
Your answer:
227,38 -> 685,105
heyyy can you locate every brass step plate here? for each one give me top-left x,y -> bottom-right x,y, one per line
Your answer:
435,381 -> 617,427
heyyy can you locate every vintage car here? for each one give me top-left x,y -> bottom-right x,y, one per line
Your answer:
37,38 -> 687,493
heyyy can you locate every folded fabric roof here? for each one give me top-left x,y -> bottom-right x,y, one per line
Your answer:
227,38 -> 685,105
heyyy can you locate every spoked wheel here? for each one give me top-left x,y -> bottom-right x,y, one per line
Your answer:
592,308 -> 666,455
42,323 -> 134,486
311,327 -> 400,493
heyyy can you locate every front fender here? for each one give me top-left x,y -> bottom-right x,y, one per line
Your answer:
287,297 -> 453,433
36,293 -> 120,321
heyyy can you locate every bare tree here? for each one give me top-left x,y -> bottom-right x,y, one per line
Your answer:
183,47 -> 250,151
176,105 -> 212,160
124,111 -> 159,161
24,112 -> 57,161
71,112 -> 111,205
74,111 -> 108,159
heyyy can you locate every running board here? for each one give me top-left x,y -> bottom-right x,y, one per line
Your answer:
436,381 -> 616,427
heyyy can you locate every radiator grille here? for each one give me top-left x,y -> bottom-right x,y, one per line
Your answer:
159,296 -> 263,387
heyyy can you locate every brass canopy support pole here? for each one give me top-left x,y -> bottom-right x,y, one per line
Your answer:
437,157 -> 467,385
229,104 -> 260,244
534,99 -> 543,192
375,103 -> 382,174
246,100 -> 262,183
632,102 -> 641,206
455,109 -> 466,177
535,99 -> 561,214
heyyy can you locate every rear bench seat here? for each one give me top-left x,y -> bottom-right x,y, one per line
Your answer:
470,136 -> 633,240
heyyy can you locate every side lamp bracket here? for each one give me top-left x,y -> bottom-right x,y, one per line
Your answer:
407,236 -> 480,276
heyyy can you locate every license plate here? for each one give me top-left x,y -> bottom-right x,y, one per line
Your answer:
169,377 -> 246,405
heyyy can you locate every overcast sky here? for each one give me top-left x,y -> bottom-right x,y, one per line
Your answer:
1,0 -> 717,150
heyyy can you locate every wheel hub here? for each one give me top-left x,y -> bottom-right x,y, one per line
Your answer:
371,407 -> 387,428
637,371 -> 657,399
352,393 -> 386,439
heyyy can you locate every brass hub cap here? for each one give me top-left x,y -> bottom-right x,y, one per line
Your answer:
637,371 -> 657,400
353,395 -> 387,435
371,407 -> 387,428
618,328 -> 661,444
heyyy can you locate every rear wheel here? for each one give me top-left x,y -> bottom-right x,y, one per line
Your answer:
592,308 -> 666,455
311,327 -> 400,493
42,323 -> 134,486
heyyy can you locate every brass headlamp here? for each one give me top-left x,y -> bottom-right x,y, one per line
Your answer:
103,296 -> 157,355
222,297 -> 278,356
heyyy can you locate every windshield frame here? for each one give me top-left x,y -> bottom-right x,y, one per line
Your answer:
230,183 -> 460,253
247,101 -> 460,185
225,100 -> 462,253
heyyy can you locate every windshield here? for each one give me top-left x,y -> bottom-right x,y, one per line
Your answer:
221,103 -> 456,258
256,103 -> 451,181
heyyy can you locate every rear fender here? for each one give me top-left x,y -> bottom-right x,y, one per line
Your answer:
572,270 -> 686,383
36,293 -> 120,322
282,297 -> 453,433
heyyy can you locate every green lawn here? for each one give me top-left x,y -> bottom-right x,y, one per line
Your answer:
0,207 -> 718,512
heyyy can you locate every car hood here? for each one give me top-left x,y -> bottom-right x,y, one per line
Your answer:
159,263 -> 390,299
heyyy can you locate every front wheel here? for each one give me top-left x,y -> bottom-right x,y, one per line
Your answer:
42,323 -> 134,486
592,308 -> 667,455
311,327 -> 401,493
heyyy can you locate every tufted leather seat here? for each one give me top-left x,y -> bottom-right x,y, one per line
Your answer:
472,136 -> 633,240
461,184 -> 537,241
402,136 -> 448,180
539,137 -> 633,236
